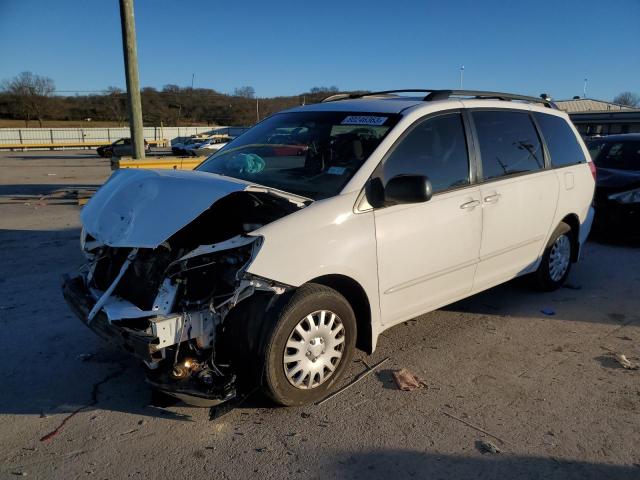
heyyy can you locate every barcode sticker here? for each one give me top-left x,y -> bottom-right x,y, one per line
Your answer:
341,115 -> 388,126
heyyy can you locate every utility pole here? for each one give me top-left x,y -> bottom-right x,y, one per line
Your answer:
459,65 -> 464,89
256,98 -> 259,123
119,0 -> 145,159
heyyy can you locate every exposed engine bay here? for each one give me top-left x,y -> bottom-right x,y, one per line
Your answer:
63,170 -> 306,406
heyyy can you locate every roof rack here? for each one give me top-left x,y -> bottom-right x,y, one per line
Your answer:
322,89 -> 558,109
322,90 -> 434,102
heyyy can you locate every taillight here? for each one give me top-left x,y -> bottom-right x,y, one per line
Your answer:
588,161 -> 597,181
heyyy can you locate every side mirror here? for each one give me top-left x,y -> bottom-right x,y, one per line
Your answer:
365,174 -> 433,208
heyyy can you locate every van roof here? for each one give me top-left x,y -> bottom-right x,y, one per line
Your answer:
287,96 -> 425,114
286,90 -> 557,115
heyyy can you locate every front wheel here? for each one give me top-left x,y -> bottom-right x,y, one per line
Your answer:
262,284 -> 356,406
533,222 -> 573,291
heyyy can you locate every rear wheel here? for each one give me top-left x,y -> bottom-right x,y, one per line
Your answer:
533,222 -> 573,291
262,284 -> 356,406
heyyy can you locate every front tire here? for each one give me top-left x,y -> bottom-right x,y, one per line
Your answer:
533,222 -> 573,291
262,283 -> 356,406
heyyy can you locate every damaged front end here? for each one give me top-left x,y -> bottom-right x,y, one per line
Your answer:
62,169 -> 303,406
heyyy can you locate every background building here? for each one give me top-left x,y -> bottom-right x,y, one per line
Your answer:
556,98 -> 640,137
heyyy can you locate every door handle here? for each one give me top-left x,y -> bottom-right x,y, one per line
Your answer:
483,193 -> 501,204
460,199 -> 481,210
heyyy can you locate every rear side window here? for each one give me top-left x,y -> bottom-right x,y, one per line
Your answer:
472,111 -> 544,180
382,113 -> 470,193
590,140 -> 640,171
534,113 -> 586,167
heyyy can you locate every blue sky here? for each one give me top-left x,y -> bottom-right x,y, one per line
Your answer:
0,0 -> 638,100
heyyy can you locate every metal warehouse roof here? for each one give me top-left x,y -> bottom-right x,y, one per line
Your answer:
555,98 -> 633,113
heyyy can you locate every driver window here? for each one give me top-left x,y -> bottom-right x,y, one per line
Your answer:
382,113 -> 470,194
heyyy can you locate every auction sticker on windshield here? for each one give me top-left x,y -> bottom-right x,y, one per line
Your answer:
341,115 -> 388,126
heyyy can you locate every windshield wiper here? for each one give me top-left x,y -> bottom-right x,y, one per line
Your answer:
245,185 -> 312,207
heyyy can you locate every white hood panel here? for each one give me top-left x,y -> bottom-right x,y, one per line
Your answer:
81,169 -> 250,248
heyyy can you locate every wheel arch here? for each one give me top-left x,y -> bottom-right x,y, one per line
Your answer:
307,274 -> 373,354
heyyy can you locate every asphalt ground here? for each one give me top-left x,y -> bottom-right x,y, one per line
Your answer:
1,150 -> 639,479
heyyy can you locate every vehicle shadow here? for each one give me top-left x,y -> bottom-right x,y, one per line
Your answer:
588,229 -> 640,248
324,448 -> 640,480
442,238 -> 639,326
0,227 -> 195,422
442,276 -> 535,317
0,226 -> 637,424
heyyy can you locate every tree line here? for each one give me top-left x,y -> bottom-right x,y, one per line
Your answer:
2,71 -> 639,128
0,72 -> 341,127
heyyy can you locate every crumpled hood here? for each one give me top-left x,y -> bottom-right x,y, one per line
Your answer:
81,169 -> 250,248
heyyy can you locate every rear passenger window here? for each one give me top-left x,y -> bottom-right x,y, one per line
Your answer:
533,113 -> 586,167
383,113 -> 470,193
472,111 -> 544,180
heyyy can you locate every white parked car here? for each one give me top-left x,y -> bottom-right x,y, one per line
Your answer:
189,135 -> 230,156
171,137 -> 207,155
63,90 -> 595,407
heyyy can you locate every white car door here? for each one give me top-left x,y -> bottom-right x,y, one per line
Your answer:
470,109 -> 560,290
372,112 -> 483,326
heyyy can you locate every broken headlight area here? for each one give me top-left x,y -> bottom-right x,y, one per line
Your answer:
66,178 -> 305,405
69,196 -> 301,406
66,237 -> 291,405
87,236 -> 259,314
69,236 -> 276,404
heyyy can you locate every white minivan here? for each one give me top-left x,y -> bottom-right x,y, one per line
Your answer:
63,90 -> 595,406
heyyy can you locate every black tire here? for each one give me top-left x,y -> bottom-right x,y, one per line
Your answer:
262,283 -> 356,406
533,222 -> 574,291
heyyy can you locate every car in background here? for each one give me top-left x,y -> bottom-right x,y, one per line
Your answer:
171,137 -> 207,156
97,138 -> 149,158
189,135 -> 231,156
589,133 -> 640,234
